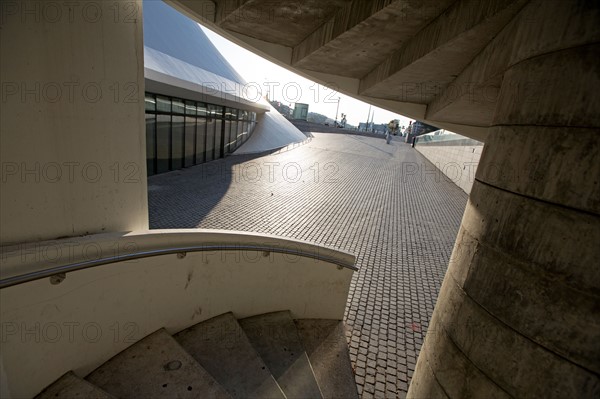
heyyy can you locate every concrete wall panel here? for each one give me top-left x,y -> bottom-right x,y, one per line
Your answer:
415,143 -> 483,194
0,0 -> 148,243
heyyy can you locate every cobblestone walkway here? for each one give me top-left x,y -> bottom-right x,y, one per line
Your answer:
149,133 -> 468,398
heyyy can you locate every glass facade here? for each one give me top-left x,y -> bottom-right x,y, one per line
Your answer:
145,93 -> 257,176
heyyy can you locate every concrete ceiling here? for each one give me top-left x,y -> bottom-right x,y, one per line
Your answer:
167,0 -> 533,142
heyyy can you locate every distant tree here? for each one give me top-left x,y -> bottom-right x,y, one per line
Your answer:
269,100 -> 291,117
307,112 -> 328,124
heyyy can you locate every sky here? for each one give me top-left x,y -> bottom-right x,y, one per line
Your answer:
200,25 -> 413,128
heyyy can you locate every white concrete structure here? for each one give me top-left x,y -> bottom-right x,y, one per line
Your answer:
165,1 -> 600,397
143,0 -> 266,112
235,103 -> 308,155
0,2 -> 354,396
1,0 -> 598,397
143,0 -> 305,169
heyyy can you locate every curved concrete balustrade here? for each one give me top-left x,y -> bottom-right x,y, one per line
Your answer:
0,229 -> 356,287
0,229 -> 356,398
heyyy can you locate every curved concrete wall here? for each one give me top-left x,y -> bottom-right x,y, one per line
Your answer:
0,230 -> 355,398
408,1 -> 600,397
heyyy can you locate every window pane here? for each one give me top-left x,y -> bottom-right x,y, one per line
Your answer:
145,114 -> 156,176
185,117 -> 196,167
145,94 -> 156,111
172,98 -> 185,114
156,96 -> 171,113
225,107 -> 236,120
185,100 -> 197,116
197,103 -> 208,118
230,120 -> 238,151
196,118 -> 206,164
206,119 -> 215,162
242,121 -> 249,144
235,121 -> 244,149
210,105 -> 223,119
156,114 -> 170,173
172,115 -> 184,170
223,120 -> 231,154
214,119 -> 223,159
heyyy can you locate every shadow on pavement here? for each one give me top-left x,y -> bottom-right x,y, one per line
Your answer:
148,152 -> 270,228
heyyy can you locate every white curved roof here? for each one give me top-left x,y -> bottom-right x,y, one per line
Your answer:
143,0 -> 305,152
143,0 -> 261,108
235,104 -> 308,154
144,0 -> 245,84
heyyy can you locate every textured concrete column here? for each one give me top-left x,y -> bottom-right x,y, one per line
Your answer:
408,2 -> 600,398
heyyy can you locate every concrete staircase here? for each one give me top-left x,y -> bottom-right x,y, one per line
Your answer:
35,311 -> 358,399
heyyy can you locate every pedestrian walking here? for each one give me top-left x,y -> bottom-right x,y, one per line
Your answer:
386,119 -> 397,144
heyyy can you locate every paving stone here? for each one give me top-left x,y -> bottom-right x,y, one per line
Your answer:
149,133 -> 468,396
386,390 -> 398,399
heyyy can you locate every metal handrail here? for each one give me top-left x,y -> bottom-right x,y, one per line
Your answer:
0,244 -> 357,289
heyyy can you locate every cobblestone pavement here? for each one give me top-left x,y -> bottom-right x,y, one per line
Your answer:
149,133 -> 468,398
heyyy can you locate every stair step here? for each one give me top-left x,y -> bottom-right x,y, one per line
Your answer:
175,312 -> 286,398
239,311 -> 323,399
86,329 -> 230,398
295,320 -> 359,399
36,371 -> 115,399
